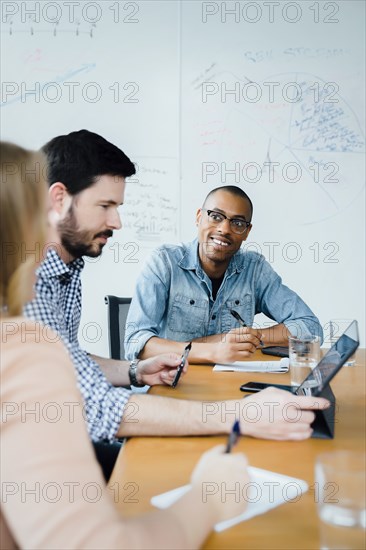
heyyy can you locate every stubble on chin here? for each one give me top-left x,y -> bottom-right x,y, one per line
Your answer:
203,241 -> 231,259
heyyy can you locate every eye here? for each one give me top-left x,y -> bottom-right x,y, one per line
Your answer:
209,211 -> 224,222
232,219 -> 245,228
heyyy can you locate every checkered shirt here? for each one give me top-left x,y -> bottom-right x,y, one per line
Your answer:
24,249 -> 131,442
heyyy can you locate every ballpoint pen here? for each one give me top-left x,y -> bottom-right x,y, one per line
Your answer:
172,342 -> 192,388
230,309 -> 264,347
225,419 -> 241,453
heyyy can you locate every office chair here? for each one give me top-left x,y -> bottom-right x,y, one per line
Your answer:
104,295 -> 132,360
104,295 -> 149,394
93,296 -> 132,481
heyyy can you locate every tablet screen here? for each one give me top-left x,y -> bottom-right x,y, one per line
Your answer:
294,320 -> 359,396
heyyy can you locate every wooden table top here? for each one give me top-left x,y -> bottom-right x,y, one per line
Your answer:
110,349 -> 365,549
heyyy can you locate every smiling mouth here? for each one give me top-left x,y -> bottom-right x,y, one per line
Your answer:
210,237 -> 230,247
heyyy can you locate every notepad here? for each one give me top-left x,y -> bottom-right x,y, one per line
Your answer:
151,465 -> 308,532
213,357 -> 289,373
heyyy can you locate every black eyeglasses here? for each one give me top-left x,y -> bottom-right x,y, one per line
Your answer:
202,209 -> 251,234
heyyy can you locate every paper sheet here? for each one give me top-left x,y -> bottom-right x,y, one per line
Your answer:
151,466 -> 308,532
213,357 -> 289,373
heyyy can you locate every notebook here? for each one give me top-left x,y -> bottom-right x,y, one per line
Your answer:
151,466 -> 308,532
214,357 -> 289,373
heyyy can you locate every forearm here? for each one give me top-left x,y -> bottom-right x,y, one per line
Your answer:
260,324 -> 291,346
141,336 -> 219,364
117,394 -> 231,437
124,487 -> 217,550
90,354 -> 130,386
167,485 -> 218,548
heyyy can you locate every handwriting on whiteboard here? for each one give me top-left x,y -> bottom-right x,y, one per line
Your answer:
123,159 -> 179,244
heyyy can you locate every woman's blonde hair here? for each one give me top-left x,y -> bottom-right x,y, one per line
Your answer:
0,142 -> 47,316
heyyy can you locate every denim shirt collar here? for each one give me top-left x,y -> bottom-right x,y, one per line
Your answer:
179,238 -> 246,279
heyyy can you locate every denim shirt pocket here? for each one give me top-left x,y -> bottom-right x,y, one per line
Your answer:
222,295 -> 253,332
168,294 -> 208,338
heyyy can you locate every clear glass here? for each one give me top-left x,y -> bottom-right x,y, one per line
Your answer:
288,335 -> 320,387
315,451 -> 366,549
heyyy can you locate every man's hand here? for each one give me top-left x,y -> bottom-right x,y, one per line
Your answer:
138,353 -> 188,386
236,387 -> 330,440
207,327 -> 262,363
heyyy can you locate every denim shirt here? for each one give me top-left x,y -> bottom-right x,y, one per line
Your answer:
125,239 -> 323,359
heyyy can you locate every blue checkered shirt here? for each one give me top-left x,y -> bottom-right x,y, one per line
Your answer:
24,249 -> 131,442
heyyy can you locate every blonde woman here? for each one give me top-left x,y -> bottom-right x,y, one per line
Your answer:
0,141 -> 248,550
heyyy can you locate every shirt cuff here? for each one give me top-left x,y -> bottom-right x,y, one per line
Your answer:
125,331 -> 156,360
284,319 -> 323,343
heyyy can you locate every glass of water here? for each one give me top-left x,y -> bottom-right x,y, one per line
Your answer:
315,451 -> 366,550
288,335 -> 320,388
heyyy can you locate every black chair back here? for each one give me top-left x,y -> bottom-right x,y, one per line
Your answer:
104,295 -> 132,360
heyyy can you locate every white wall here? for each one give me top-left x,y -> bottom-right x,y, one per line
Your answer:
1,0 -> 364,354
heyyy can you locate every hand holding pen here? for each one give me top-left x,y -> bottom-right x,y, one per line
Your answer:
190,440 -> 249,522
172,342 -> 192,388
230,309 -> 264,348
225,419 -> 241,453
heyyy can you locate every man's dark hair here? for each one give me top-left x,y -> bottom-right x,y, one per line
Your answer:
42,129 -> 136,194
203,185 -> 253,221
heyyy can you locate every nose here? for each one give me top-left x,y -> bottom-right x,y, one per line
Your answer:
217,217 -> 232,233
108,209 -> 122,230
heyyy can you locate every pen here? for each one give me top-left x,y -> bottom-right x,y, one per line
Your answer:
172,342 -> 192,388
230,309 -> 264,347
225,419 -> 241,453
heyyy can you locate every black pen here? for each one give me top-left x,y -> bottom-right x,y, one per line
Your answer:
225,419 -> 241,453
172,342 -> 192,388
230,309 -> 264,347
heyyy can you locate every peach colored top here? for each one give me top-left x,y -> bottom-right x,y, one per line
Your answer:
0,318 -> 130,549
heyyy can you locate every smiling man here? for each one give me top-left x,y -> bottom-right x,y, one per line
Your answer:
24,135 -> 328,455
125,185 -> 323,363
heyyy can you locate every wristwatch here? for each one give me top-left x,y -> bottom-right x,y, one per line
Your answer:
128,359 -> 144,387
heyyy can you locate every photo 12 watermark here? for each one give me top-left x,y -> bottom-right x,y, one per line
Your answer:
1,1 -> 140,26
1,81 -> 140,106
201,80 -> 339,104
201,400 -> 309,424
1,240 -> 142,268
201,2 -> 340,24
201,160 -> 339,185
1,399 -> 140,426
201,479 -> 305,503
1,480 -> 140,504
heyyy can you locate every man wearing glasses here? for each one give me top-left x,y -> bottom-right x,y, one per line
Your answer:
125,185 -> 322,363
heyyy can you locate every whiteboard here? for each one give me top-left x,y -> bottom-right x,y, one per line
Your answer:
1,1 -> 365,353
180,0 -> 365,348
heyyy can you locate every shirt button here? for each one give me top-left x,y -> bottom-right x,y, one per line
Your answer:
235,300 -> 240,305
212,314 -> 216,320
190,299 -> 195,305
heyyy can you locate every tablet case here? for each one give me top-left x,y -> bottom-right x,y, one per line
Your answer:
310,384 -> 336,439
259,383 -> 336,439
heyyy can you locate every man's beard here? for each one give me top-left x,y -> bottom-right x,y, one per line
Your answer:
201,241 -> 234,264
58,205 -> 113,258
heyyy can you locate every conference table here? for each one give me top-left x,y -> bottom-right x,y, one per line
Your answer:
110,350 -> 365,549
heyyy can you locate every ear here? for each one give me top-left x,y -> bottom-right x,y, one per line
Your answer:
241,224 -> 252,242
196,208 -> 203,226
49,182 -> 71,215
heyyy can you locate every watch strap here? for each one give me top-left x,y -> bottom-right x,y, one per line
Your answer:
129,359 -> 144,387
